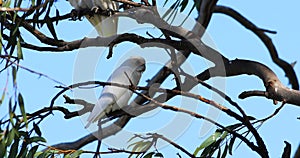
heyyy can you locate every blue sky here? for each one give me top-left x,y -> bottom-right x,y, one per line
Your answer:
1,0 -> 300,157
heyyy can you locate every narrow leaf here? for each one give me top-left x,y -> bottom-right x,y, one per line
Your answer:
55,9 -> 59,25
34,151 -> 43,157
64,154 -> 71,158
8,139 -> 19,158
143,152 -> 155,158
216,147 -> 221,158
27,145 -> 39,158
5,128 -> 15,146
127,140 -> 143,149
228,136 -> 236,155
3,0 -> 11,7
193,130 -> 222,156
180,0 -> 188,12
33,122 -> 42,137
17,144 -> 28,158
127,135 -> 139,143
31,0 -> 36,6
18,93 -> 27,128
220,131 -> 228,140
70,150 -> 83,157
221,144 -> 228,158
0,141 -> 6,158
0,90 -> 5,106
12,66 -> 17,85
29,136 -> 46,143
17,37 -> 23,59
154,153 -> 164,157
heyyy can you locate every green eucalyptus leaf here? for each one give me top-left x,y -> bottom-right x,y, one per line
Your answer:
216,147 -> 221,158
64,154 -> 71,158
128,140 -> 142,149
31,0 -> 36,6
228,136 -> 236,155
12,66 -> 17,85
18,141 -> 29,158
220,131 -> 228,140
17,37 -> 23,59
179,0 -> 188,12
33,122 -> 42,137
0,89 -> 5,105
3,0 -> 11,7
6,128 -> 15,146
127,135 -> 139,143
200,139 -> 222,157
143,152 -> 155,158
27,145 -> 39,158
226,123 -> 242,130
8,139 -> 19,158
29,136 -> 46,143
221,144 -> 228,158
34,151 -> 43,157
70,150 -> 83,158
154,152 -> 163,157
18,93 -> 28,128
193,130 -> 222,156
140,141 -> 152,152
0,140 -> 6,158
55,9 -> 59,25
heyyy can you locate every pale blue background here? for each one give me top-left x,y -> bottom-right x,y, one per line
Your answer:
1,0 -> 300,157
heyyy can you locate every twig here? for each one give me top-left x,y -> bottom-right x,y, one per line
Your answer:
0,40 -> 66,87
150,133 -> 195,158
0,7 -> 30,11
41,142 -> 144,155
253,102 -> 286,124
134,91 -> 261,155
7,58 -> 66,86
181,72 -> 248,118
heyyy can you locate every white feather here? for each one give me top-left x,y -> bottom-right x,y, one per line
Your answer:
68,0 -> 119,37
85,56 -> 146,128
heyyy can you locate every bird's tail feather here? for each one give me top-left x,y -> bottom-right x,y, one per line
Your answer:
86,15 -> 118,37
85,95 -> 114,128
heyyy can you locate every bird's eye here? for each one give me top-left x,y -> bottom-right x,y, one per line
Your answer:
137,64 -> 146,72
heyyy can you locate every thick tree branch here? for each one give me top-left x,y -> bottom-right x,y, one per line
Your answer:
214,5 -> 299,90
198,59 -> 300,106
48,115 -> 130,150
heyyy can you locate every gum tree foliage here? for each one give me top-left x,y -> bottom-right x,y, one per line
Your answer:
0,0 -> 299,158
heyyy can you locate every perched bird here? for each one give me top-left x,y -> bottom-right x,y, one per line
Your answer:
68,0 -> 119,36
85,56 -> 146,128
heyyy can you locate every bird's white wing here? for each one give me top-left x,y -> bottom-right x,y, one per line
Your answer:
85,57 -> 145,128
68,0 -> 118,37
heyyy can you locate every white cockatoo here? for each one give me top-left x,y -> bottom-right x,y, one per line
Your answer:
85,56 -> 146,128
68,0 -> 119,37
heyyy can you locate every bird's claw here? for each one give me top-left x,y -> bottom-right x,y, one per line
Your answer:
90,6 -> 115,16
91,6 -> 100,14
105,8 -> 115,16
106,9 -> 113,16
70,9 -> 78,21
70,9 -> 83,21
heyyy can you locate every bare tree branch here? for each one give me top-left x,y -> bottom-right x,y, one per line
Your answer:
198,59 -> 300,106
214,5 -> 299,90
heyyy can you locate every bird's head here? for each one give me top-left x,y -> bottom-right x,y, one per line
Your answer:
122,56 -> 146,73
